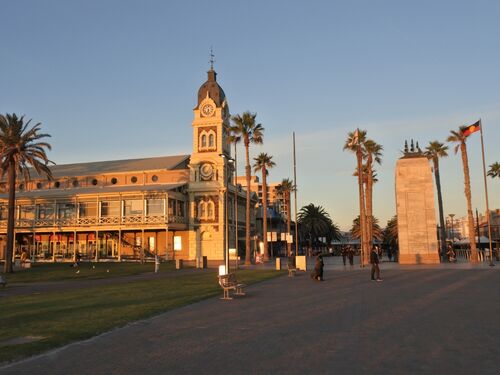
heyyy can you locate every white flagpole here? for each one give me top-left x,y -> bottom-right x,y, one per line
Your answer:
293,132 -> 299,257
479,119 -> 495,266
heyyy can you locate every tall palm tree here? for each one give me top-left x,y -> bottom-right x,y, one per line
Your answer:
276,178 -> 294,256
253,153 -> 275,261
298,203 -> 340,252
363,139 -> 383,248
343,129 -> 369,266
425,141 -> 449,261
488,162 -> 500,178
447,127 -> 478,263
229,112 -> 264,265
0,114 -> 53,273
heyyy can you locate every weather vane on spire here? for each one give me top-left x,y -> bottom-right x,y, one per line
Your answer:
209,47 -> 215,70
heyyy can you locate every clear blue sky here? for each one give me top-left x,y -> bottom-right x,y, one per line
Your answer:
2,0 -> 499,230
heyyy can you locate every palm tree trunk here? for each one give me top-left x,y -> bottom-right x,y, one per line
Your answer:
244,141 -> 252,265
4,162 -> 16,274
433,158 -> 447,262
262,166 -> 269,261
461,143 -> 478,263
356,148 -> 369,266
287,194 -> 292,257
366,166 -> 373,248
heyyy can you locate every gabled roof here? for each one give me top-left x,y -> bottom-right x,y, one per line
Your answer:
40,154 -> 190,179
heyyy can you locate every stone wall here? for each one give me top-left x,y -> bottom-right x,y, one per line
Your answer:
395,156 -> 440,264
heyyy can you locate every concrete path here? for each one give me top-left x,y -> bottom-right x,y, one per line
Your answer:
1,266 -> 499,375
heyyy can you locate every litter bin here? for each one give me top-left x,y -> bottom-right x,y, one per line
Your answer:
275,258 -> 281,270
176,259 -> 183,270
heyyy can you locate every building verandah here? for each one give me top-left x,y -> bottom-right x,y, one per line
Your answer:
0,187 -> 191,262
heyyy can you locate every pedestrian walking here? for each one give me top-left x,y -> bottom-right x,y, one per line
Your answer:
370,245 -> 382,281
341,246 -> 347,266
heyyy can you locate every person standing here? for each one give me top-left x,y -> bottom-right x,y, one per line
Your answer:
348,246 -> 354,266
370,245 -> 382,281
341,246 -> 347,266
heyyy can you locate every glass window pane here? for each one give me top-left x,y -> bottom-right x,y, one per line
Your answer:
37,204 -> 54,220
124,199 -> 143,216
19,205 -> 35,220
57,203 -> 76,219
101,201 -> 120,217
147,199 -> 164,215
79,202 -> 97,217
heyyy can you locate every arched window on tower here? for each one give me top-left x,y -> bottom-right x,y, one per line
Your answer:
201,134 -> 207,148
207,200 -> 215,220
198,201 -> 206,220
208,133 -> 215,148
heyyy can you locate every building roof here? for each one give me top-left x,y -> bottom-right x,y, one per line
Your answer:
1,182 -> 188,200
196,69 -> 226,108
35,154 -> 190,179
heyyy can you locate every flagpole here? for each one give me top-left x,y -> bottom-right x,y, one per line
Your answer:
479,119 -> 495,267
293,132 -> 299,257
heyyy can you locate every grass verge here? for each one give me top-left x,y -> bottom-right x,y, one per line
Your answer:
0,269 -> 284,364
1,262 -> 177,284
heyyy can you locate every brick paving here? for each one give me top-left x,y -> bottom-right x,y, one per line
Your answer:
1,263 -> 499,375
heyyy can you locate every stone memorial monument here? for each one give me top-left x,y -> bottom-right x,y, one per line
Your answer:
395,140 -> 440,264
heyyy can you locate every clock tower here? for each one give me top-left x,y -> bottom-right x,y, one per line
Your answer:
187,67 -> 233,261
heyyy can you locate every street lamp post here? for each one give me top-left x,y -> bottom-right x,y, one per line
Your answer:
220,154 -> 234,273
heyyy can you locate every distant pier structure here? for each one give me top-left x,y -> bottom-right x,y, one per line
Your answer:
395,140 -> 440,264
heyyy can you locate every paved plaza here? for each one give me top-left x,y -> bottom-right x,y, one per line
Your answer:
1,263 -> 499,375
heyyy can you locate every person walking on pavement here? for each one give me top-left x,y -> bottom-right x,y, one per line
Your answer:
370,245 -> 382,281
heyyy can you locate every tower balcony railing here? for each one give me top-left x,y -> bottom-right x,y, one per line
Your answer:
0,214 -> 188,229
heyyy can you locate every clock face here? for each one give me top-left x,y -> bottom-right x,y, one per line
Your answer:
201,104 -> 215,117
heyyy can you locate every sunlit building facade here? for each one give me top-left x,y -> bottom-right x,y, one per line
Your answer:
0,68 -> 255,262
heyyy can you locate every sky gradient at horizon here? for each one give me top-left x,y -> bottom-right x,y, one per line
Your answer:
2,0 -> 499,230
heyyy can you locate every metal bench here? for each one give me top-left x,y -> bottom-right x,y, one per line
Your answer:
218,273 -> 246,300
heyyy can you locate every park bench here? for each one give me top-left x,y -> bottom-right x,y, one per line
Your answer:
218,273 -> 246,300
0,275 -> 6,288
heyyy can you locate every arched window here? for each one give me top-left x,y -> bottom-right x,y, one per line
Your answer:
198,201 -> 206,219
208,133 -> 215,148
201,134 -> 207,148
207,201 -> 214,219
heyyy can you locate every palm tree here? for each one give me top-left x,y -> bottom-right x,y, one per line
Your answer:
253,153 -> 275,261
382,215 -> 398,260
343,129 -> 370,266
488,162 -> 500,178
276,178 -> 294,256
447,127 -> 478,263
350,215 -> 383,241
0,114 -> 53,273
229,112 -> 264,265
298,203 -> 340,252
425,141 -> 449,261
363,139 -> 383,248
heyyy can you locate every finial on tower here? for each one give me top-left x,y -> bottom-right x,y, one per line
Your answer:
209,47 -> 215,70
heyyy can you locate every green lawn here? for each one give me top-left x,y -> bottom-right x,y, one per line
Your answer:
0,269 -> 284,364
1,262 -> 177,284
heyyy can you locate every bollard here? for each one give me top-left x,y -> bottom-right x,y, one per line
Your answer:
275,258 -> 281,271
155,256 -> 160,273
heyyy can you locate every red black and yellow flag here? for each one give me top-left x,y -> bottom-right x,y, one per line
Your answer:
461,120 -> 481,137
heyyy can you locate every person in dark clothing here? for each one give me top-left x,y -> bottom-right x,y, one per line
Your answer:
348,246 -> 354,266
370,245 -> 382,281
341,246 -> 347,266
310,255 -> 324,281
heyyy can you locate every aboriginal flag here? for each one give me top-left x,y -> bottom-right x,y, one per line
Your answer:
461,120 -> 481,137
